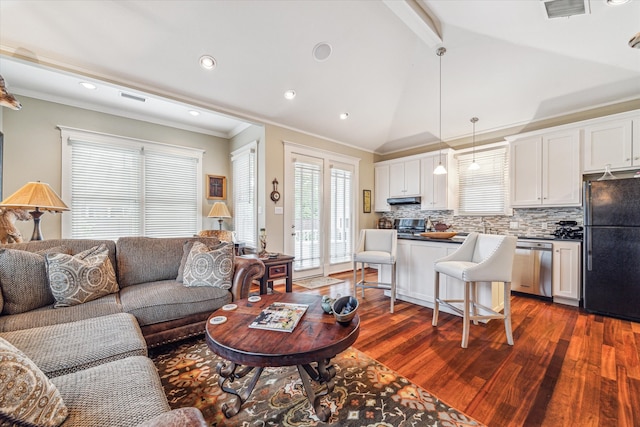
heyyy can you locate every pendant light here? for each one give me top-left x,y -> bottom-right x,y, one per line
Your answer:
433,47 -> 447,175
469,117 -> 480,171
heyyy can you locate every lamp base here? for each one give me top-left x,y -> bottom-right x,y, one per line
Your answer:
218,219 -> 224,230
29,209 -> 44,241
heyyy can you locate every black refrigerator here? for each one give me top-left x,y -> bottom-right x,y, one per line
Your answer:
583,178 -> 640,322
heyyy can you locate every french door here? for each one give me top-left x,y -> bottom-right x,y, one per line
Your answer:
283,144 -> 357,279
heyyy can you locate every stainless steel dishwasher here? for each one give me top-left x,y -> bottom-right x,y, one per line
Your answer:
511,240 -> 553,298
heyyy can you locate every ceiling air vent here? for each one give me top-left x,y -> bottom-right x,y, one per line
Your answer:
542,0 -> 589,19
119,91 -> 147,102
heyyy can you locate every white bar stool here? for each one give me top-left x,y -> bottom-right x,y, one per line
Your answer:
432,232 -> 517,348
353,229 -> 397,313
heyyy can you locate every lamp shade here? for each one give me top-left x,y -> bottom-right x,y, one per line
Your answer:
207,202 -> 231,219
0,182 -> 69,211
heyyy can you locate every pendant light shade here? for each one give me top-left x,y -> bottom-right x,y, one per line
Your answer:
469,117 -> 480,171
433,47 -> 447,175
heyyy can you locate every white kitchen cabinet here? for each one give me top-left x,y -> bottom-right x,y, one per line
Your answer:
379,239 -> 503,319
552,241 -> 581,306
389,158 -> 421,197
374,164 -> 390,212
583,117 -> 640,172
510,129 -> 581,207
421,153 -> 450,210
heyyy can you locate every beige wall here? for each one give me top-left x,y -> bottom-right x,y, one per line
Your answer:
263,124 -> 377,253
2,96 -> 230,239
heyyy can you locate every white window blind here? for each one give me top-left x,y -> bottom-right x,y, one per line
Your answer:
144,149 -> 199,237
61,127 -> 202,240
457,147 -> 509,216
330,166 -> 352,264
231,144 -> 257,249
294,161 -> 321,271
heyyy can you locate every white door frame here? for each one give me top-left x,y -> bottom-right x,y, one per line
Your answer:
283,141 -> 359,279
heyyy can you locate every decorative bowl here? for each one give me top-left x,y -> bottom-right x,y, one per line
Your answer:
420,231 -> 458,239
331,296 -> 359,325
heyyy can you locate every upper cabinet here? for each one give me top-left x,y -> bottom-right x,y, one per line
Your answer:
389,158 -> 421,197
583,116 -> 640,172
421,151 -> 452,210
509,129 -> 581,207
374,164 -> 391,212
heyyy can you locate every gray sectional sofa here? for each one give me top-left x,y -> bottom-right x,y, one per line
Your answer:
0,236 -> 265,427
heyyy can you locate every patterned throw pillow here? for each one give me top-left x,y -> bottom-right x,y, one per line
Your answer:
183,241 -> 234,289
45,244 -> 119,307
176,237 -> 222,282
0,337 -> 68,427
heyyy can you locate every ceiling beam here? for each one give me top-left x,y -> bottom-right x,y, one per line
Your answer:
382,0 -> 442,47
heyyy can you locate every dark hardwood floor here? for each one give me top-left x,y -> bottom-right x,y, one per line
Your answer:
278,269 -> 640,427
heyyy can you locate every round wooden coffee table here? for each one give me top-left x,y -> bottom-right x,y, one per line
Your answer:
205,293 -> 360,421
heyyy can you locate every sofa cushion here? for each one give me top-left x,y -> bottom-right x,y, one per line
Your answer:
0,337 -> 68,427
0,313 -> 147,378
51,356 -> 170,427
0,294 -> 122,333
46,244 -> 118,307
183,241 -> 234,289
119,280 -> 231,326
0,246 -> 71,315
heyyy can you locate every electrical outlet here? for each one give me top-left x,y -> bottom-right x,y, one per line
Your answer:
541,222 -> 548,230
509,221 -> 519,229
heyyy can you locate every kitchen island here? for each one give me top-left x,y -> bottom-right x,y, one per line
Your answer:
379,236 -> 506,321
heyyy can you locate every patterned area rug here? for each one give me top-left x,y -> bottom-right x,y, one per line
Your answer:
150,337 -> 484,427
293,276 -> 344,289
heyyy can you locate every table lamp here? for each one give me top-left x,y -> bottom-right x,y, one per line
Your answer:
208,202 -> 231,230
0,181 -> 69,240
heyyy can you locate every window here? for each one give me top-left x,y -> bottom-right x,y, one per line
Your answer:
231,142 -> 257,249
330,166 -> 352,264
456,146 -> 509,216
293,158 -> 322,271
60,127 -> 203,240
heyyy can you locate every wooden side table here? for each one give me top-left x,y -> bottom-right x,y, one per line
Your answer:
241,253 -> 294,295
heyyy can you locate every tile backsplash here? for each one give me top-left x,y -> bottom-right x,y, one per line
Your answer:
380,206 -> 583,238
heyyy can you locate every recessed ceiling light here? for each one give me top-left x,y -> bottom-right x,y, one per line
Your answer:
188,110 -> 200,116
284,90 -> 296,100
605,0 -> 629,5
79,82 -> 96,90
339,112 -> 349,120
199,55 -> 217,70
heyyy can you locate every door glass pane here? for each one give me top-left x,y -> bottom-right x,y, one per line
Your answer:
294,161 -> 321,271
330,167 -> 352,264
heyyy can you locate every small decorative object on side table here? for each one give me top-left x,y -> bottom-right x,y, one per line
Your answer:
258,228 -> 267,257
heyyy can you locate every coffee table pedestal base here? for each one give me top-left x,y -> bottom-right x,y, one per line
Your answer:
216,358 -> 337,422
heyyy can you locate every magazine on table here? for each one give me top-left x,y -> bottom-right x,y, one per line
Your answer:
248,302 -> 309,332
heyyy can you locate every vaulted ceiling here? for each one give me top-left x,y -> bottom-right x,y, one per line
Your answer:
1,0 -> 639,154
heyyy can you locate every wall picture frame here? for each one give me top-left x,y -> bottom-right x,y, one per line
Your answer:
363,189 -> 371,213
207,174 -> 226,200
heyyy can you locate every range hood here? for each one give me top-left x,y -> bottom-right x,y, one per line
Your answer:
387,196 -> 421,205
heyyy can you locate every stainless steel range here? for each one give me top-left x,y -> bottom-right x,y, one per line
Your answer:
394,218 -> 425,238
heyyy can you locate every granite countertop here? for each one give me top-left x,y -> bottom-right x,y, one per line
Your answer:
397,233 -> 582,243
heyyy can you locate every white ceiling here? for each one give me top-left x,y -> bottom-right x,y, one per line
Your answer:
1,0 -> 639,154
